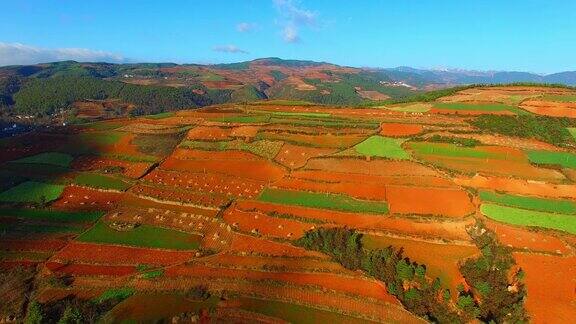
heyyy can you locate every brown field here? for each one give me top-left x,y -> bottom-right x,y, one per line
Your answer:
185,125 -> 232,140
290,170 -> 455,187
229,234 -> 327,258
304,158 -> 439,177
46,262 -> 137,276
162,153 -> 286,182
274,143 -> 337,169
52,185 -> 124,211
259,131 -> 367,148
454,175 -> 576,199
484,220 -> 571,254
520,99 -> 576,118
165,264 -> 397,302
223,205 -> 315,240
72,155 -> 153,178
51,242 -> 197,266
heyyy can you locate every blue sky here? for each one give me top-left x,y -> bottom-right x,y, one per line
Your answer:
0,0 -> 574,73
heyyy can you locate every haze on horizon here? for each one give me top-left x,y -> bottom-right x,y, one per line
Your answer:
0,0 -> 574,74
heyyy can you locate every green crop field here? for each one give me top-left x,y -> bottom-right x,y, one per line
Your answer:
541,94 -> 576,103
13,152 -> 73,168
0,208 -> 103,222
78,131 -> 123,146
145,112 -> 175,119
481,203 -> 576,235
78,221 -> 202,250
216,115 -> 271,123
569,128 -> 576,141
349,135 -> 410,160
527,150 -> 576,169
100,152 -> 158,163
270,111 -> 332,118
0,181 -> 65,203
409,142 -> 510,160
237,297 -> 372,324
74,173 -> 132,191
259,188 -> 389,214
0,223 -> 85,236
433,102 -> 529,115
180,139 -> 283,159
384,103 -> 432,113
479,191 -> 576,214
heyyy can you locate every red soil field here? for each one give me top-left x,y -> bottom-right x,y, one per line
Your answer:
290,170 -> 454,188
223,206 -> 314,239
483,220 -> 571,254
229,234 -> 327,258
130,183 -> 229,208
380,123 -> 423,137
423,132 -> 561,151
274,143 -> 337,169
162,155 -> 286,182
230,125 -> 259,138
72,156 -> 152,178
119,194 -> 219,217
52,185 -> 124,211
520,100 -> 576,118
144,169 -> 264,200
52,242 -> 197,266
0,239 -> 67,252
421,155 -> 566,182
235,201 -> 472,241
132,278 -> 421,323
186,126 -> 232,141
0,260 -> 40,269
259,131 -> 367,148
386,186 -> 475,218
205,253 -> 352,274
46,262 -> 137,276
429,108 -> 515,116
170,148 -> 261,161
454,175 -> 576,199
363,235 -> 479,295
513,253 -> 576,323
304,158 -> 439,177
165,264 -> 397,303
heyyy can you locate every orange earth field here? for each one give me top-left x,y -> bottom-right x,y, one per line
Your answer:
1,85 -> 576,323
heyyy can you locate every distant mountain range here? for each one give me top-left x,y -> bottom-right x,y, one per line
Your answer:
1,58 -> 575,122
379,66 -> 576,88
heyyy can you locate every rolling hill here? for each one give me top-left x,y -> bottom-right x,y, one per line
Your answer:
1,58 -> 575,125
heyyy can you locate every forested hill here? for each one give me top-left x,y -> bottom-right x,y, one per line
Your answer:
1,58 -> 575,124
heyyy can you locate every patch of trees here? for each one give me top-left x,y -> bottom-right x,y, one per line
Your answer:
10,76 -> 226,117
296,225 -> 528,323
471,115 -> 576,147
459,222 -> 528,323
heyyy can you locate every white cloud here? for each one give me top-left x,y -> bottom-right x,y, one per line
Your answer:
0,42 -> 125,66
213,45 -> 249,54
237,22 -> 257,33
282,25 -> 300,43
273,0 -> 317,43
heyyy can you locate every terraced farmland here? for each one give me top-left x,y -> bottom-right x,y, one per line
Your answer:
1,85 -> 575,323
